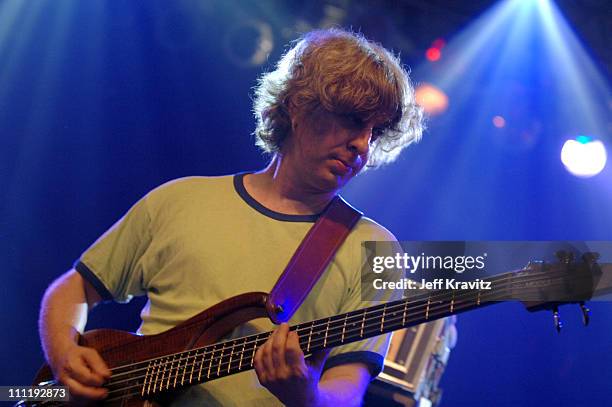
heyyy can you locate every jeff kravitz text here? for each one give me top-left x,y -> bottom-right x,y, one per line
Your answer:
372,278 -> 492,290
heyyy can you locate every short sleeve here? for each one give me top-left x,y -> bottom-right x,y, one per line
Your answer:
323,220 -> 404,379
75,194 -> 153,303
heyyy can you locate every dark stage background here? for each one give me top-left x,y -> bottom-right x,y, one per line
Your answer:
1,1 -> 611,406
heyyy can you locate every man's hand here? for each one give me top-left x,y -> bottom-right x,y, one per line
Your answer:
40,269 -> 110,404
254,323 -> 330,407
48,342 -> 111,402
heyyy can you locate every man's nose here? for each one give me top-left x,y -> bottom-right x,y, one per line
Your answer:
348,127 -> 372,155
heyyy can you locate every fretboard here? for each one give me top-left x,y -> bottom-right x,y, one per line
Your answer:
104,260 -> 605,403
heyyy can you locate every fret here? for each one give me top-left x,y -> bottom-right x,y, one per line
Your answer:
477,289 -> 481,306
360,309 -> 366,337
180,351 -> 189,386
381,304 -> 387,332
341,313 -> 348,342
142,360 -> 151,396
323,317 -> 331,347
402,300 -> 408,326
189,348 -> 198,384
147,360 -> 157,394
162,355 -> 168,390
166,355 -> 178,388
197,347 -> 206,382
450,291 -> 455,313
159,357 -> 168,391
307,321 -> 315,352
227,340 -> 235,374
207,345 -> 217,379
152,357 -> 161,393
167,354 -> 175,389
239,337 -> 246,370
250,334 -> 259,367
425,296 -> 431,320
216,343 -> 225,377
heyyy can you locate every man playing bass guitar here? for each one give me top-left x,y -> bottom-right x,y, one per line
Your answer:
39,28 -> 424,406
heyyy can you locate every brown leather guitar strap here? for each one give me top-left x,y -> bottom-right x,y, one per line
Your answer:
266,195 -> 363,324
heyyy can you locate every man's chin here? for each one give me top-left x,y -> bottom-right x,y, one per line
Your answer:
320,171 -> 351,192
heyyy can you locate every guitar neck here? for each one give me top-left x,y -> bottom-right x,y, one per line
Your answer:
292,274 -> 508,356
104,273 -> 512,403
105,261 -> 611,403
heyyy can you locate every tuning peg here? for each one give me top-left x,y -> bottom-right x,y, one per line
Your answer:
555,250 -> 574,264
579,301 -> 590,326
552,306 -> 562,333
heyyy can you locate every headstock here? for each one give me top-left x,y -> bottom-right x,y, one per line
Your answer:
514,251 -> 604,333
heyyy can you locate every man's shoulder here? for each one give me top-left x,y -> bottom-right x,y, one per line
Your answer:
155,174 -> 234,190
145,174 -> 234,198
351,216 -> 397,242
139,174 -> 238,213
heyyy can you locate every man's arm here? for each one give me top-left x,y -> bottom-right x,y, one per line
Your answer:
254,323 -> 372,407
39,269 -> 111,400
317,363 -> 371,406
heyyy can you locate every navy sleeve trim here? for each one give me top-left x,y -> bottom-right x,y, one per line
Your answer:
322,351 -> 384,379
74,260 -> 114,301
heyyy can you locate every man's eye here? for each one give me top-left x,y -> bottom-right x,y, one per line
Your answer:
371,127 -> 385,142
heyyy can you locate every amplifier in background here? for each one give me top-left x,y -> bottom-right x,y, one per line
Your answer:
365,316 -> 457,407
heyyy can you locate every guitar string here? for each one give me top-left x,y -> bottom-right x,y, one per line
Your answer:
14,281 -> 501,407
102,267 -> 584,397
103,282 -> 573,404
27,268 -> 583,404
20,286 -> 473,407
106,296 -> 507,401
18,275 -> 544,407
106,268 -> 522,378
102,269 -> 581,400
105,263 -> 580,381
103,282 -> 521,402
103,270 -> 517,385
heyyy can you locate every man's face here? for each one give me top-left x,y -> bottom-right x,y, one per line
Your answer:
282,108 -> 386,194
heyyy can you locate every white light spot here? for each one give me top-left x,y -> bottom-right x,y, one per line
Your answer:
561,138 -> 607,178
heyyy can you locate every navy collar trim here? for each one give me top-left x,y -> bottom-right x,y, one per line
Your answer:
233,172 -> 323,223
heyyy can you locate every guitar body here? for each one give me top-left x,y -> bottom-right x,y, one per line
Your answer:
32,292 -> 270,406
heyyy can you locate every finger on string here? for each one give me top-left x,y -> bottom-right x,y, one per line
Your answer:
285,330 -> 305,367
271,323 -> 290,370
253,346 -> 267,384
261,330 -> 276,375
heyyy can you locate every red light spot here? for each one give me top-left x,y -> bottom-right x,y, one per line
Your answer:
492,115 -> 506,128
426,48 -> 441,62
432,38 -> 446,49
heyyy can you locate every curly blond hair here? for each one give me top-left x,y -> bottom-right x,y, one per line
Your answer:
253,28 -> 424,167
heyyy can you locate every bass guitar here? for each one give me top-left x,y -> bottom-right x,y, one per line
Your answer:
18,251 -> 612,406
